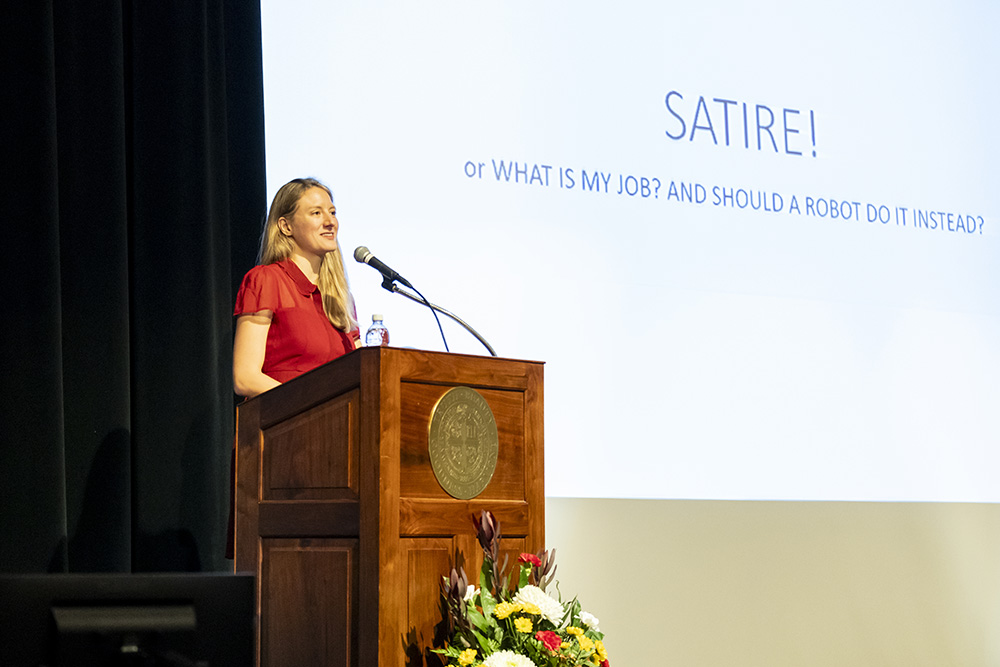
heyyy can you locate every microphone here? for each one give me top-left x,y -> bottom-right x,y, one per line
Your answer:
353,246 -> 413,289
352,244 -> 495,356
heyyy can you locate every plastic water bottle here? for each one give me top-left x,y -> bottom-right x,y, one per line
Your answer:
365,314 -> 389,347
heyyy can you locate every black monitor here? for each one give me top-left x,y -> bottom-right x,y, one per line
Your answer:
0,573 -> 253,667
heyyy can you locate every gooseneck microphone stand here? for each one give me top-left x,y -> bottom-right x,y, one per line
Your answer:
389,283 -> 497,357
354,245 -> 497,357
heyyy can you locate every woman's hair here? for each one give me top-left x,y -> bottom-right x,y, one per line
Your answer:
259,177 -> 357,332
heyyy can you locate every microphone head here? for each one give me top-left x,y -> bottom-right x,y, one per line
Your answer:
353,246 -> 371,263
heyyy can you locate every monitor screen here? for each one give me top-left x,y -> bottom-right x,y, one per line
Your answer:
0,574 -> 253,667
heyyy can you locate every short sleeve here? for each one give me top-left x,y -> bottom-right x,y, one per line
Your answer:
234,264 -> 290,316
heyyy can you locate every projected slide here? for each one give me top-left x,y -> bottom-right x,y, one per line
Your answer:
260,1 -> 999,502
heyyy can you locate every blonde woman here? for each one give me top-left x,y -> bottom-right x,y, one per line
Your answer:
233,178 -> 359,397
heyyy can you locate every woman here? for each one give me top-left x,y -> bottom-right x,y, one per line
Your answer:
233,177 -> 360,397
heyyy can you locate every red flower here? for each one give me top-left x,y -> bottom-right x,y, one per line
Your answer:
535,630 -> 561,652
601,661 -> 610,667
518,552 -> 542,567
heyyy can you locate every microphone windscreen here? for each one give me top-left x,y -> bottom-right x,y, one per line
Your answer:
353,246 -> 371,263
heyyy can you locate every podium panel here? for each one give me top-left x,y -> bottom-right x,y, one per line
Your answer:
261,538 -> 357,666
235,347 -> 544,667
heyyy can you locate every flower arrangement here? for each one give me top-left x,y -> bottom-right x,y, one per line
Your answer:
435,511 -> 609,667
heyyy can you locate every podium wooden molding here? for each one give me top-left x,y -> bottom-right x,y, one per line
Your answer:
234,347 -> 545,667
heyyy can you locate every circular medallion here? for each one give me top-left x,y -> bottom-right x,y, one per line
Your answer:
428,386 -> 499,499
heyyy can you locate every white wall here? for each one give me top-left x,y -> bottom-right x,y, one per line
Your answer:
547,498 -> 1000,666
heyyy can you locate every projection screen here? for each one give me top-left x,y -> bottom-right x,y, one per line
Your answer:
260,0 -> 999,502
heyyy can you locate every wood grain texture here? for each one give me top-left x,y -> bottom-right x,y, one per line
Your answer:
397,535 -> 528,667
258,500 -> 359,537
234,348 -> 545,667
262,389 -> 358,500
523,362 -> 545,558
397,350 -> 535,390
398,383 -> 525,502
233,399 -> 261,576
403,538 -> 453,667
377,348 -> 404,667
259,350 -> 363,429
357,347 -> 385,667
261,538 -> 357,667
399,499 -> 530,537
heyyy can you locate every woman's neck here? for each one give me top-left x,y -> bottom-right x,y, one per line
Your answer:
287,251 -> 322,285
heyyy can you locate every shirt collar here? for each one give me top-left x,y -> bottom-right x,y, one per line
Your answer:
276,258 -> 319,296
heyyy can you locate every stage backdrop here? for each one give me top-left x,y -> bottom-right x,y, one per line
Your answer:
0,0 -> 264,574
257,2 -> 1000,666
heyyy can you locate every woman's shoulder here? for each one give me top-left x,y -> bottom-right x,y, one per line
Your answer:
243,261 -> 286,279
235,262 -> 294,315
239,261 -> 290,289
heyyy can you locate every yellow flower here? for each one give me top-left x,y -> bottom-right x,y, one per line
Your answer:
514,617 -> 533,633
566,626 -> 584,636
458,648 -> 477,666
518,602 -> 542,616
561,641 -> 571,649
577,635 -> 594,651
493,602 -> 518,619
595,640 -> 608,661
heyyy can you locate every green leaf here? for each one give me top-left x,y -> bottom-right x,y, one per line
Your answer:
432,646 -> 461,658
518,564 -> 530,588
467,607 -> 491,635
480,587 -> 497,620
478,634 -> 501,656
480,556 -> 494,593
474,632 -> 492,656
563,597 -> 581,626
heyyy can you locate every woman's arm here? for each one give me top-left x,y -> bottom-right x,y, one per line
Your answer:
233,312 -> 282,397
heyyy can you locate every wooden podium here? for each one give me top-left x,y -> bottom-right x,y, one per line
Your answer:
234,347 -> 544,667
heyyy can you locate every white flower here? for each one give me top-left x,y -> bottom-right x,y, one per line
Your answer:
580,611 -> 601,631
512,585 -> 565,626
483,650 -> 538,667
463,585 -> 478,603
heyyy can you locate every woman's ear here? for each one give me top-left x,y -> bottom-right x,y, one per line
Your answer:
277,217 -> 293,237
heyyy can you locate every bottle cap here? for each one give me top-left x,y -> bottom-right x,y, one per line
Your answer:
372,314 -> 383,322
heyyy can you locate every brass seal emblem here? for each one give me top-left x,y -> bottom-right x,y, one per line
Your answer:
428,386 -> 499,499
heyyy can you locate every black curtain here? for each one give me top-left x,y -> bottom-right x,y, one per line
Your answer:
0,1 -> 264,573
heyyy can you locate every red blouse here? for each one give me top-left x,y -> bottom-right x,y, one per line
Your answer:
234,259 -> 359,383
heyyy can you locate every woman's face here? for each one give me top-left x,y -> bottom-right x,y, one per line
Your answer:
278,187 -> 339,259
